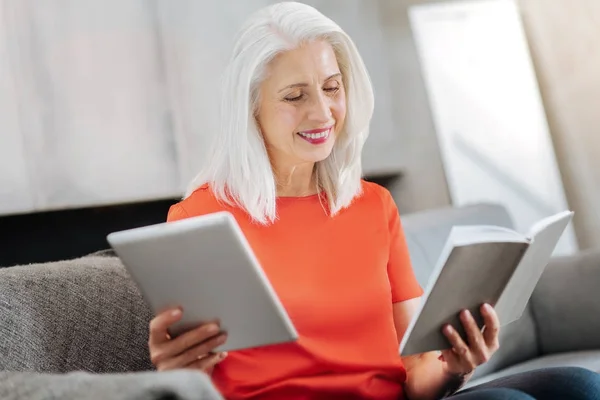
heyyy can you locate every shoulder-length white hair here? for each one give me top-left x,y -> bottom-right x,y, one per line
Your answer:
185,1 -> 374,224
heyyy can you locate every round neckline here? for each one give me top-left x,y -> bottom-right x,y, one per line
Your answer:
276,191 -> 324,201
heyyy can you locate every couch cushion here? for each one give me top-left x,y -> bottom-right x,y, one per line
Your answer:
465,350 -> 600,389
470,306 -> 540,380
0,255 -> 154,373
530,248 -> 600,355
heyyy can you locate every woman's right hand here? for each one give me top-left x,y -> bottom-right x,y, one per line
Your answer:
148,307 -> 228,373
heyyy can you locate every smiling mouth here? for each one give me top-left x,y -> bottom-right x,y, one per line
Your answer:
296,127 -> 332,144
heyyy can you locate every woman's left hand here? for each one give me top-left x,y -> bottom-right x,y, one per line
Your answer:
440,303 -> 501,376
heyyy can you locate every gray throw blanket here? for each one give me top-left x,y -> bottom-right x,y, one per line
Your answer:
0,370 -> 223,400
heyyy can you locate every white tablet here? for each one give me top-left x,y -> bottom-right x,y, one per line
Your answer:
106,211 -> 298,352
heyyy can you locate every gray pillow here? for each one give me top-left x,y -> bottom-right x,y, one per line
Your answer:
0,255 -> 154,373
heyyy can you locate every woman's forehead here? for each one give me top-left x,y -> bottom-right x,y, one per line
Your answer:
265,41 -> 341,87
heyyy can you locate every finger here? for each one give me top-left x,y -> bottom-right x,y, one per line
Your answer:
481,304 -> 500,349
160,333 -> 228,370
172,322 -> 221,353
443,324 -> 474,369
460,310 -> 488,363
441,347 -> 461,369
149,308 -> 183,346
443,325 -> 469,356
188,351 -> 228,372
150,322 -> 222,368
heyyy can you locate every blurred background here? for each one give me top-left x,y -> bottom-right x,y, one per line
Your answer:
1,0 -> 598,266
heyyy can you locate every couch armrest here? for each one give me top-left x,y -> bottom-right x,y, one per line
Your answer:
0,370 -> 223,400
530,248 -> 600,354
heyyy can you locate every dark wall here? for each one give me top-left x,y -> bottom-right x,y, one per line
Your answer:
0,199 -> 179,268
0,174 -> 400,268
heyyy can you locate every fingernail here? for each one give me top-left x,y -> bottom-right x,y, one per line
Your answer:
484,303 -> 492,311
444,325 -> 453,334
207,324 -> 219,334
220,352 -> 228,359
171,309 -> 181,317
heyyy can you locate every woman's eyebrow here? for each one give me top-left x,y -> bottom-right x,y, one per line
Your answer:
278,73 -> 342,93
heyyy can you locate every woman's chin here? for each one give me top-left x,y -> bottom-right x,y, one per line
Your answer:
298,147 -> 335,163
295,141 -> 335,163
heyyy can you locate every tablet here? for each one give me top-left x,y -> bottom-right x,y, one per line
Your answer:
106,211 -> 298,352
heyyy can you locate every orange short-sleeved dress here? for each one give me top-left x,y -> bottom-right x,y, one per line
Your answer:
167,180 -> 423,400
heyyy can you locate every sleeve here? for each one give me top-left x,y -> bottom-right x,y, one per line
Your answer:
166,203 -> 190,222
382,188 -> 424,303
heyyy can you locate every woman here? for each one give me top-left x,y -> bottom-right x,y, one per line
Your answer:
147,2 -> 600,399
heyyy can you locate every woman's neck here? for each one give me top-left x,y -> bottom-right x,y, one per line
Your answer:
273,162 -> 317,197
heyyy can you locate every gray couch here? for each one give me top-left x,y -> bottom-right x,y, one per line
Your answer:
1,203 -> 599,399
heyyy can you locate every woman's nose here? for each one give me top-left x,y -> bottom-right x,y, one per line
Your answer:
308,93 -> 333,123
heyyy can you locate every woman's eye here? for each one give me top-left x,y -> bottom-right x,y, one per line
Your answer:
284,93 -> 304,102
324,86 -> 340,94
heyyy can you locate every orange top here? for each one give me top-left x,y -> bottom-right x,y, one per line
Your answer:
167,180 -> 423,400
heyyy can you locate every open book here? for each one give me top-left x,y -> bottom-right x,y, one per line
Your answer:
399,210 -> 574,356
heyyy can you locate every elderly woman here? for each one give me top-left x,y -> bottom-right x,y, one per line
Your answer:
147,2 -> 600,400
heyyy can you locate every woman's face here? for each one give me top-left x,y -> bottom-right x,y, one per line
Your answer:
256,40 -> 347,169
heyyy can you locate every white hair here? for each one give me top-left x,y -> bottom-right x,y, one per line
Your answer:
185,1 -> 375,224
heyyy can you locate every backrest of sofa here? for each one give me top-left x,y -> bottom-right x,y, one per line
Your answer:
0,255 -> 154,373
401,203 -> 515,287
400,203 -> 541,377
530,248 -> 600,355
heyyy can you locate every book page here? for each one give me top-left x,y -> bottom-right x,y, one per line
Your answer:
451,225 -> 526,246
495,211 -> 574,324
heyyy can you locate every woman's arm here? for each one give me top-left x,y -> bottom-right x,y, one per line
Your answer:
393,299 -> 499,400
394,299 -> 460,400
